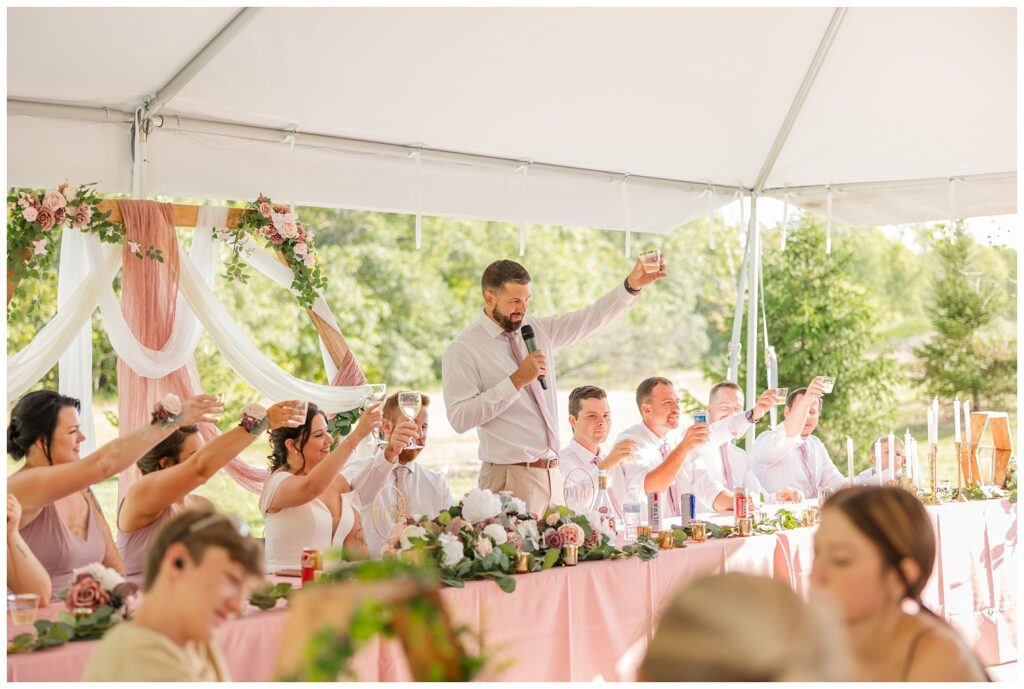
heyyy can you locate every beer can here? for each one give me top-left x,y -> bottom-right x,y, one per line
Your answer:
679,493 -> 696,527
734,487 -> 750,520
692,411 -> 709,424
647,492 -> 662,533
301,547 -> 322,585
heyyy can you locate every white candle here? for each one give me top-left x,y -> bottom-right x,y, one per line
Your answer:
846,436 -> 854,484
904,428 -> 912,478
874,440 -> 883,486
963,400 -> 972,444
887,432 -> 895,483
927,407 -> 937,445
932,397 -> 940,442
913,438 -> 921,487
953,397 -> 961,443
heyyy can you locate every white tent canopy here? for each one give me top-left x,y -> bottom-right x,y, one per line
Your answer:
7,6 -> 1016,233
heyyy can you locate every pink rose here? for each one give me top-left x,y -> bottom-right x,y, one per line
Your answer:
22,206 -> 38,222
259,202 -> 272,219
584,531 -> 600,549
42,190 -> 67,211
292,241 -> 308,256
53,207 -> 66,225
557,523 -> 585,547
545,512 -> 561,527
35,206 -> 55,231
270,232 -> 285,244
59,182 -> 77,203
65,575 -> 111,611
474,536 -> 493,558
506,530 -> 524,552
303,252 -> 316,268
77,204 -> 93,221
73,213 -> 88,228
445,516 -> 466,535
543,528 -> 564,549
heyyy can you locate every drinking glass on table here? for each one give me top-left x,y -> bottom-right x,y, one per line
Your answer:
8,593 -> 39,625
639,249 -> 662,273
363,384 -> 388,446
397,391 -> 423,450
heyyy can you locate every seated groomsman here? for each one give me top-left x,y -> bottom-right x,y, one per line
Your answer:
343,392 -> 452,556
695,381 -> 804,512
607,377 -> 732,516
854,435 -> 905,485
750,378 -> 848,498
558,386 -> 638,515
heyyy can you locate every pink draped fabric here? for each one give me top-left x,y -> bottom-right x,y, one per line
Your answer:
331,348 -> 367,387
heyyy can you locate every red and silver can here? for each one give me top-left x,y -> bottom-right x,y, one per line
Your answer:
301,547 -> 322,585
734,487 -> 750,520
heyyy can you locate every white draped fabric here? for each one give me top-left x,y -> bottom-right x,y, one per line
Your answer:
57,228 -> 97,455
8,205 -> 367,415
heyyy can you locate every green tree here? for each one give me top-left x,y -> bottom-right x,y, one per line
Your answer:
914,223 -> 1017,409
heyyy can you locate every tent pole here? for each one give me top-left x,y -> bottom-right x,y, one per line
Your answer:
744,195 -> 760,448
726,199 -> 750,383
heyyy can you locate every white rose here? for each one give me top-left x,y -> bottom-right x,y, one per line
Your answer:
438,533 -> 464,567
516,519 -> 540,544
482,523 -> 508,544
585,511 -> 612,538
503,496 -> 527,515
243,403 -> 267,421
293,241 -> 308,256
460,488 -> 503,525
98,566 -> 125,591
160,394 -> 183,416
399,525 -> 427,550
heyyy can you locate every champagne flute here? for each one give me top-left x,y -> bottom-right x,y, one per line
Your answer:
397,391 -> 423,450
364,384 -> 388,446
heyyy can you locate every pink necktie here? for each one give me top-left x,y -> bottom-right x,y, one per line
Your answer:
394,465 -> 411,519
592,456 -> 622,516
503,331 -> 559,458
659,441 -> 681,516
719,444 -> 734,491
798,442 -> 819,498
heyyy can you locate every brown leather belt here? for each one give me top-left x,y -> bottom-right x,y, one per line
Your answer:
508,458 -> 559,470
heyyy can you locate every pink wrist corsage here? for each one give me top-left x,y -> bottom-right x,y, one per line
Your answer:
150,394 -> 183,427
240,403 -> 268,435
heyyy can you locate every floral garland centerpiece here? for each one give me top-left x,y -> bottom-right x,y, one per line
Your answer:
7,181 -> 163,284
220,194 -> 327,309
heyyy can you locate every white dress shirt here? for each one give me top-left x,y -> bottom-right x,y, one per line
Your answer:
342,451 -> 453,557
749,424 -> 847,497
692,411 -> 766,512
441,284 -> 637,464
559,439 -> 603,481
609,422 -> 727,517
854,466 -> 900,486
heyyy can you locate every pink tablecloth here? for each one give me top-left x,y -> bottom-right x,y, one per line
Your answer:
7,499 -> 1016,681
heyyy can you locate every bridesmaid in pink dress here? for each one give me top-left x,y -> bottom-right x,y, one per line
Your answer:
7,390 -> 221,597
117,401 -> 301,585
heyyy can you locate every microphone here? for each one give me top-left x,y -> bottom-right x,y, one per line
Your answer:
519,324 -> 547,390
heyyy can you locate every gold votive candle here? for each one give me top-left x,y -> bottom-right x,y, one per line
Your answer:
562,544 -> 579,566
801,506 -> 821,527
737,517 -> 753,537
689,520 -> 707,543
658,530 -> 675,549
515,552 -> 532,573
636,525 -> 653,540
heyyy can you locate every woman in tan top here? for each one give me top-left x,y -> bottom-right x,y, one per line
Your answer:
813,486 -> 989,681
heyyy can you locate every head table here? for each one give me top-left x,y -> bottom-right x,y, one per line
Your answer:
6,498 -> 1015,681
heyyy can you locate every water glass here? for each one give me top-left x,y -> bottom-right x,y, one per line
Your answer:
818,487 -> 834,507
8,593 -> 39,625
639,249 -> 662,273
622,502 -> 642,543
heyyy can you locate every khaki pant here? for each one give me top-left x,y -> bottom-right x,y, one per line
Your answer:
479,462 -> 565,518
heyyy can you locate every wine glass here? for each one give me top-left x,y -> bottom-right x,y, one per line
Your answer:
363,383 -> 388,446
397,391 -> 423,450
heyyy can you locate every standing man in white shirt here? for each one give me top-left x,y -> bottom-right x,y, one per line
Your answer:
344,392 -> 453,556
607,377 -> 733,516
749,378 -> 848,498
442,257 -> 666,517
559,386 -> 638,515
695,381 -> 803,512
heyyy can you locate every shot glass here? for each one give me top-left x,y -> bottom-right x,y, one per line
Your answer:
639,249 -> 662,273
689,520 -> 707,543
562,544 -> 579,566
820,376 -> 836,394
737,517 -> 753,537
290,400 -> 309,427
774,387 -> 789,405
801,506 -> 821,527
8,593 -> 39,625
818,487 -> 834,507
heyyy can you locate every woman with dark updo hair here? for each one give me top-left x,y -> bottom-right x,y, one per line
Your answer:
117,401 -> 301,585
812,486 -> 989,681
259,402 -> 382,572
6,389 -> 221,595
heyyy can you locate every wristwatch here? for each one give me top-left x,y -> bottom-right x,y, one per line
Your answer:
745,409 -> 764,424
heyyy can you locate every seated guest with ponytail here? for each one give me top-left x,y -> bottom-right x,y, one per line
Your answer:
812,486 -> 988,681
7,390 -> 221,595
259,402 -> 382,572
117,401 -> 302,585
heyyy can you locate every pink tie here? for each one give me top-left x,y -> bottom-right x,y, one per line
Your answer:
659,441 -> 681,517
503,331 -> 559,458
719,444 -> 734,491
799,442 -> 819,498
593,456 -> 622,516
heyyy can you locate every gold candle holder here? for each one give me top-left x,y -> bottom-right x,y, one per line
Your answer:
636,525 -> 653,540
801,506 -> 820,527
737,517 -> 753,537
689,520 -> 707,543
562,544 -> 579,566
658,530 -> 675,549
515,552 -> 532,573
72,607 -> 94,621
928,442 -> 941,504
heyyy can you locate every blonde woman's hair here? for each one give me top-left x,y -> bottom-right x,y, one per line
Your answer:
640,573 -> 850,681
